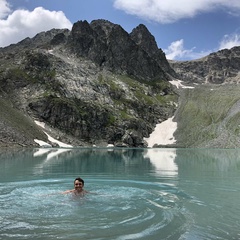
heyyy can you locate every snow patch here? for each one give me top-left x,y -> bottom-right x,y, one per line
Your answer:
34,120 -> 73,148
170,80 -> 195,89
35,120 -> 46,128
44,132 -> 73,148
34,139 -> 52,148
144,117 -> 177,147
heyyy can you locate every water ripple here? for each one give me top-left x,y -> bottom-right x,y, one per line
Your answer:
0,178 -> 192,239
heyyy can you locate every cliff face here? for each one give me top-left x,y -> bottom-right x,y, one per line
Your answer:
170,46 -> 240,84
68,20 -> 172,81
130,24 -> 178,78
0,19 -> 177,147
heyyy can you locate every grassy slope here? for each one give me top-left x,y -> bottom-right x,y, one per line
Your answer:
174,84 -> 240,148
0,97 -> 47,147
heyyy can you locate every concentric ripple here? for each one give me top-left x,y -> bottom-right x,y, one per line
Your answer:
0,179 -> 192,240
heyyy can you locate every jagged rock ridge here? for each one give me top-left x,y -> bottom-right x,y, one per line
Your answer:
67,19 -> 173,81
0,19 -> 177,147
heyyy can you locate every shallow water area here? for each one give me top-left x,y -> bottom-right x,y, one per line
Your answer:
0,147 -> 240,239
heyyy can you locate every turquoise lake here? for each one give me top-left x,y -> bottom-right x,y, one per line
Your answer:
0,148 -> 239,239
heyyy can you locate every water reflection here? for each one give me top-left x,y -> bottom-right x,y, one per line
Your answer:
30,148 -> 179,179
1,148 -> 240,180
33,147 -> 179,176
31,148 -> 153,177
143,148 -> 178,176
31,147 -> 240,178
175,148 -> 240,173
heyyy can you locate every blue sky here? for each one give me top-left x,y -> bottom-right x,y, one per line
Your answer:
1,0 -> 240,60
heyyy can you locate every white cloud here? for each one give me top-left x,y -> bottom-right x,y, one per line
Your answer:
219,33 -> 240,50
114,0 -> 240,59
113,0 -> 240,23
0,0 -> 11,18
164,39 -> 210,60
165,34 -> 240,60
0,4 -> 72,47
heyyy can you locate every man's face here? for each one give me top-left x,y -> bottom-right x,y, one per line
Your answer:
74,180 -> 83,191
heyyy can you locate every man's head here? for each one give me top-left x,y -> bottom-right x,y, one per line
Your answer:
74,177 -> 84,191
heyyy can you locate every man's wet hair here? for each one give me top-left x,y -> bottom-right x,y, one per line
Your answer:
74,177 -> 84,185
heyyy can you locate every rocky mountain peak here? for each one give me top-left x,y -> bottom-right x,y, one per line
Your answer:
130,24 -> 159,57
67,19 -> 170,81
90,19 -> 117,39
69,20 -> 97,56
129,24 -> 178,78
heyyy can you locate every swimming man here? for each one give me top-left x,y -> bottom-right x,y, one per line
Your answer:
62,177 -> 89,196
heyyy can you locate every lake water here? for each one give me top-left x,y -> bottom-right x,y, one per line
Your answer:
0,147 -> 239,240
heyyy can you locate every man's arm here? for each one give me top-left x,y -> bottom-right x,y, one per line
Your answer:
61,189 -> 74,194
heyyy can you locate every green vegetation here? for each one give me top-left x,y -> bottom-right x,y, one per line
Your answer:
174,84 -> 240,148
108,114 -> 116,125
25,51 -> 51,70
42,95 -> 117,127
95,73 -> 178,124
4,68 -> 29,81
98,73 -> 176,106
0,97 -> 47,143
24,51 -> 56,85
226,112 -> 240,135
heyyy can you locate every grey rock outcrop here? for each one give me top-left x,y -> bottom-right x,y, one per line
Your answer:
130,24 -> 178,78
67,20 -> 172,81
170,46 -> 240,84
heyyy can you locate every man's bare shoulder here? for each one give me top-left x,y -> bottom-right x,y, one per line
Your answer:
61,189 -> 91,195
61,189 -> 75,194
